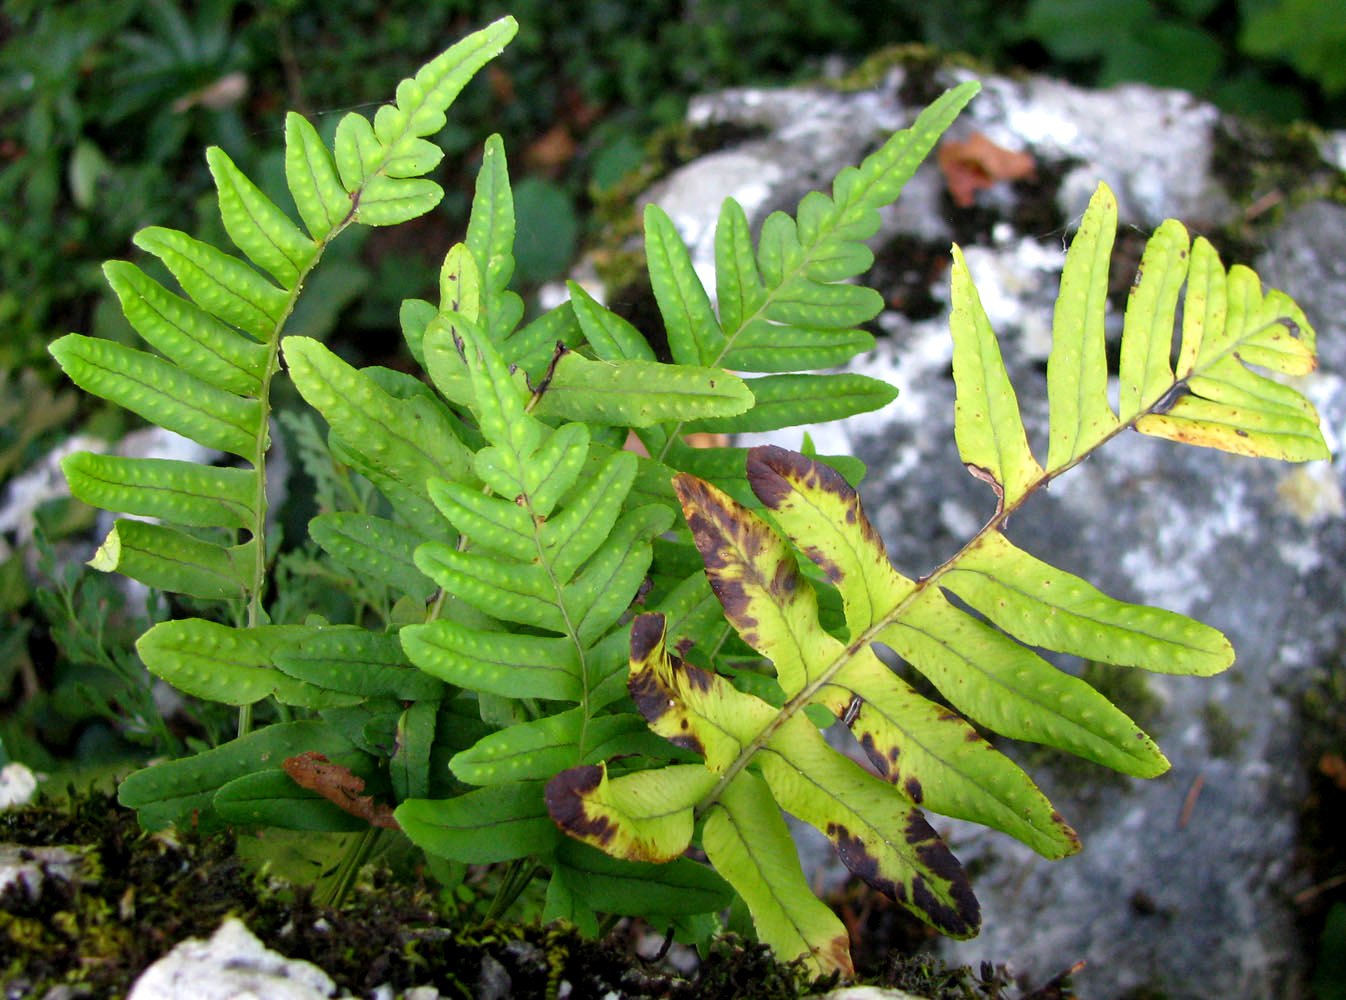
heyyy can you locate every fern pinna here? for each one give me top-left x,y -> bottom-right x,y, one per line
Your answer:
50,15 -> 1327,979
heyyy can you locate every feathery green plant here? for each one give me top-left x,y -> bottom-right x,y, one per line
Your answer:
49,16 -> 1328,978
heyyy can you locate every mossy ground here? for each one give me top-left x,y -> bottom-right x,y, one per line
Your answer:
0,788 -> 1081,999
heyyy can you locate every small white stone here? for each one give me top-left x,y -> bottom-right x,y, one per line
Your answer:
807,987 -> 930,1000
128,917 -> 336,1000
0,762 -> 38,809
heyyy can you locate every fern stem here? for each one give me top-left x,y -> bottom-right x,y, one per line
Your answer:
231,212 -> 354,739
321,825 -> 383,909
485,858 -> 537,921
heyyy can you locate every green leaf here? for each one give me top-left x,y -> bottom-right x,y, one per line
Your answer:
713,198 -> 765,336
949,244 -> 1043,509
396,781 -> 558,864
400,297 -> 436,368
503,300 -> 583,373
684,372 -> 898,433
697,80 -> 977,401
373,17 -> 518,162
450,707 -> 602,784
427,478 -> 545,565
538,451 -> 639,579
719,321 -> 875,373
1134,240 -> 1327,461
645,203 -> 725,366
879,589 -> 1169,777
1118,219 -> 1188,420
415,545 -> 564,632
551,838 -> 734,917
213,767 -> 371,833
400,620 -> 583,701
118,720 -> 356,830
485,421 -> 590,518
703,772 -> 853,977
1045,182 -> 1121,469
309,512 -> 436,602
830,82 -> 979,233
466,134 -> 524,341
102,261 -> 269,395
137,620 -> 357,708
284,336 -> 473,535
134,227 -> 287,342
564,504 -> 673,645
333,112 -> 381,192
543,870 -> 600,938
391,701 -> 438,801
286,112 -> 351,240
50,335 -> 261,459
532,353 -> 754,427
89,520 -> 251,600
943,530 -> 1234,676
764,278 -> 881,329
206,145 -> 317,287
453,309 -> 536,460
61,453 -> 256,531
272,628 -> 447,701
568,281 -> 655,362
354,175 -> 443,227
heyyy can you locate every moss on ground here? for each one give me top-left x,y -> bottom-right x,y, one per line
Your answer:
0,788 -> 1084,999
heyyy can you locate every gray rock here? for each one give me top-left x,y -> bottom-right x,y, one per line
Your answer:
127,916 -> 336,1000
626,61 -> 1346,1000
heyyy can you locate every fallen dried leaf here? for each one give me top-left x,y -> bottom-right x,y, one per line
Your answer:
283,751 -> 399,830
938,132 -> 1036,208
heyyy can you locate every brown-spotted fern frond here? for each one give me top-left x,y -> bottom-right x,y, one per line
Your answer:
547,181 -> 1328,976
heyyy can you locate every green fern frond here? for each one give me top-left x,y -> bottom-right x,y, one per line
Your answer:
57,18 -> 520,830
653,81 -> 978,441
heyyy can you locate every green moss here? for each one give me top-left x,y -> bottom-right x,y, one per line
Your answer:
1208,116 -> 1346,242
830,42 -> 991,98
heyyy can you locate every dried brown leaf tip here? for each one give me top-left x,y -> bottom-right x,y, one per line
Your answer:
282,751 -> 399,830
544,764 -> 615,846
938,132 -> 1036,208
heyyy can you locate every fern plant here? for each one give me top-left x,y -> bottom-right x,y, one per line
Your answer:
49,15 -> 1328,979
